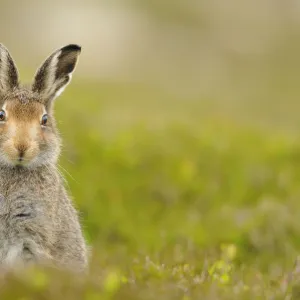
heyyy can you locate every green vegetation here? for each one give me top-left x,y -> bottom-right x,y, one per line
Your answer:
2,81 -> 300,299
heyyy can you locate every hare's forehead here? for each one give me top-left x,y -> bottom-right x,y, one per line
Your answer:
3,99 -> 45,119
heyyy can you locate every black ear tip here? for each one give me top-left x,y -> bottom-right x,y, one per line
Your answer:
61,44 -> 82,53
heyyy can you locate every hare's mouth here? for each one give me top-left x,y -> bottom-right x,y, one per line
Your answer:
14,156 -> 34,167
16,157 -> 26,166
1,154 -> 35,167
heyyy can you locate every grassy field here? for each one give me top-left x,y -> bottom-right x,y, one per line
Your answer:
2,80 -> 300,299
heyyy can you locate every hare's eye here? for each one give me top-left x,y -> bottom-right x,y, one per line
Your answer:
41,114 -> 48,126
0,110 -> 6,122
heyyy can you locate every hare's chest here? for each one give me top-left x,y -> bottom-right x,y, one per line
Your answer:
0,168 -> 57,199
0,177 -> 7,197
0,243 -> 22,266
0,239 -> 33,268
0,170 -> 22,196
0,195 -> 38,267
0,212 -> 23,266
0,169 -> 39,199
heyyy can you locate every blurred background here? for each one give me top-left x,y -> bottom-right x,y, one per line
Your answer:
3,0 -> 300,129
3,1 -> 300,298
2,0 -> 300,125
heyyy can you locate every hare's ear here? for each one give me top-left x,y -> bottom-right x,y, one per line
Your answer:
32,44 -> 81,106
0,44 -> 19,98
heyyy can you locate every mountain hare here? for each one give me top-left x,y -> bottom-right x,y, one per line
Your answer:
0,44 -> 88,272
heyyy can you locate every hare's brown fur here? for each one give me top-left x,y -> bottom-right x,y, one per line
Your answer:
0,44 -> 88,272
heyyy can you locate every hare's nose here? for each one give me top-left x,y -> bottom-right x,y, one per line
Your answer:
15,143 -> 29,159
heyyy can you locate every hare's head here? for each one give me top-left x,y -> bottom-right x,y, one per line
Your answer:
0,44 -> 81,168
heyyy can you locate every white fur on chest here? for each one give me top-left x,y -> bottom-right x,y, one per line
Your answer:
1,243 -> 23,267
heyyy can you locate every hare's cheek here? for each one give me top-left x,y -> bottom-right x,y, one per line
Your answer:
2,140 -> 17,157
0,123 -> 7,134
40,129 -> 53,143
37,131 -> 51,152
26,142 -> 39,160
